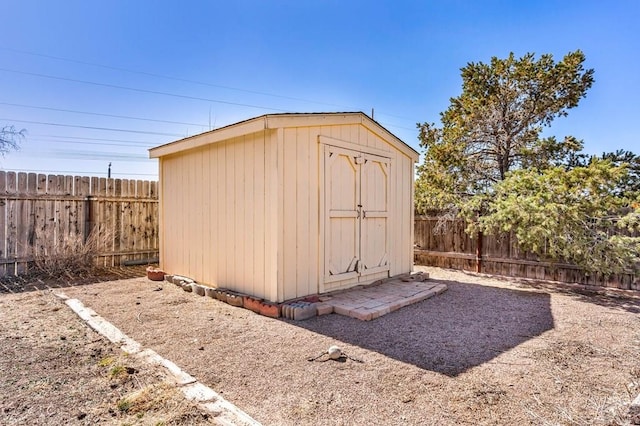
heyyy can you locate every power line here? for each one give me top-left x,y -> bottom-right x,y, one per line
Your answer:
30,133 -> 157,144
1,167 -> 157,177
13,148 -> 152,161
0,68 -> 419,136
0,67 -> 290,112
381,122 -> 419,132
0,50 -> 422,124
0,118 -> 182,136
28,138 -> 154,148
0,46 -> 362,111
1,47 -> 426,125
41,150 -> 150,161
2,107 -> 415,141
3,99 -> 418,134
0,101 -> 209,128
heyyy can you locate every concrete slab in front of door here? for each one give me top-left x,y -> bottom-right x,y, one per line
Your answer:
321,272 -> 447,321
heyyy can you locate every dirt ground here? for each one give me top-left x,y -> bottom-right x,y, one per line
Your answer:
0,268 -> 217,426
2,266 -> 640,425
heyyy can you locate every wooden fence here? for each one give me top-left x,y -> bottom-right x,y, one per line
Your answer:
414,215 -> 639,291
0,171 -> 159,276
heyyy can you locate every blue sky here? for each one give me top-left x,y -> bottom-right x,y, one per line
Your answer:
1,0 -> 638,179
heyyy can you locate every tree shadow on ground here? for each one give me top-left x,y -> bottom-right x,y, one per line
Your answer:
292,279 -> 553,377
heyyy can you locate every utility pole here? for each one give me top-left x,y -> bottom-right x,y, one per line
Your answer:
108,162 -> 111,178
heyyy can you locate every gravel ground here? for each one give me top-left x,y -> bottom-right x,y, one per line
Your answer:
0,268 -> 217,425
2,266 -> 640,425
57,266 -> 640,425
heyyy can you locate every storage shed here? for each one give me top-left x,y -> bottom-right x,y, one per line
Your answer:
149,112 -> 419,303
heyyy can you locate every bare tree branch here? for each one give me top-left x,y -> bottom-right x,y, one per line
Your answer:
0,125 -> 25,156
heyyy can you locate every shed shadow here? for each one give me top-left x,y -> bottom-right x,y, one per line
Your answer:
290,279 -> 554,377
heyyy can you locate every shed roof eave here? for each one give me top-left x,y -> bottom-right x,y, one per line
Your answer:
264,112 -> 419,161
148,112 -> 419,161
360,115 -> 419,162
149,115 -> 268,158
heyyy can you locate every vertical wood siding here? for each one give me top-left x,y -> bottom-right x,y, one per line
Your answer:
280,126 -> 323,300
0,171 -> 158,276
414,216 -> 639,290
159,130 -> 277,298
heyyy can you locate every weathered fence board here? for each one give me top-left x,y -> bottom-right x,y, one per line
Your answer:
0,171 -> 159,276
414,215 -> 639,291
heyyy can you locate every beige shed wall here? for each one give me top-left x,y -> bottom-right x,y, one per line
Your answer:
159,130 -> 278,301
276,123 -> 415,301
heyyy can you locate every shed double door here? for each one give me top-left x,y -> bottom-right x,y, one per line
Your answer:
323,145 -> 390,290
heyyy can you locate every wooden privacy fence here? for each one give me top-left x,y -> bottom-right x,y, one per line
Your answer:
414,215 -> 639,291
0,171 -> 159,276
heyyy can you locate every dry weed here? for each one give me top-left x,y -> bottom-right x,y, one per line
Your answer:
117,381 -> 216,424
31,226 -> 112,279
531,340 -> 604,367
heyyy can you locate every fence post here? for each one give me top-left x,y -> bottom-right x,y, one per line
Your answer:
84,195 -> 95,242
476,231 -> 483,273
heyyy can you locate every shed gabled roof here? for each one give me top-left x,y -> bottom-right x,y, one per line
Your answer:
148,112 -> 419,161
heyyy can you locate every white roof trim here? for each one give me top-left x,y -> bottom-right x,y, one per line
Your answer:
149,112 -> 418,161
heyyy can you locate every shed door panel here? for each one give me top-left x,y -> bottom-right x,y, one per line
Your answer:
360,154 -> 390,277
324,146 -> 360,283
323,145 -> 391,290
